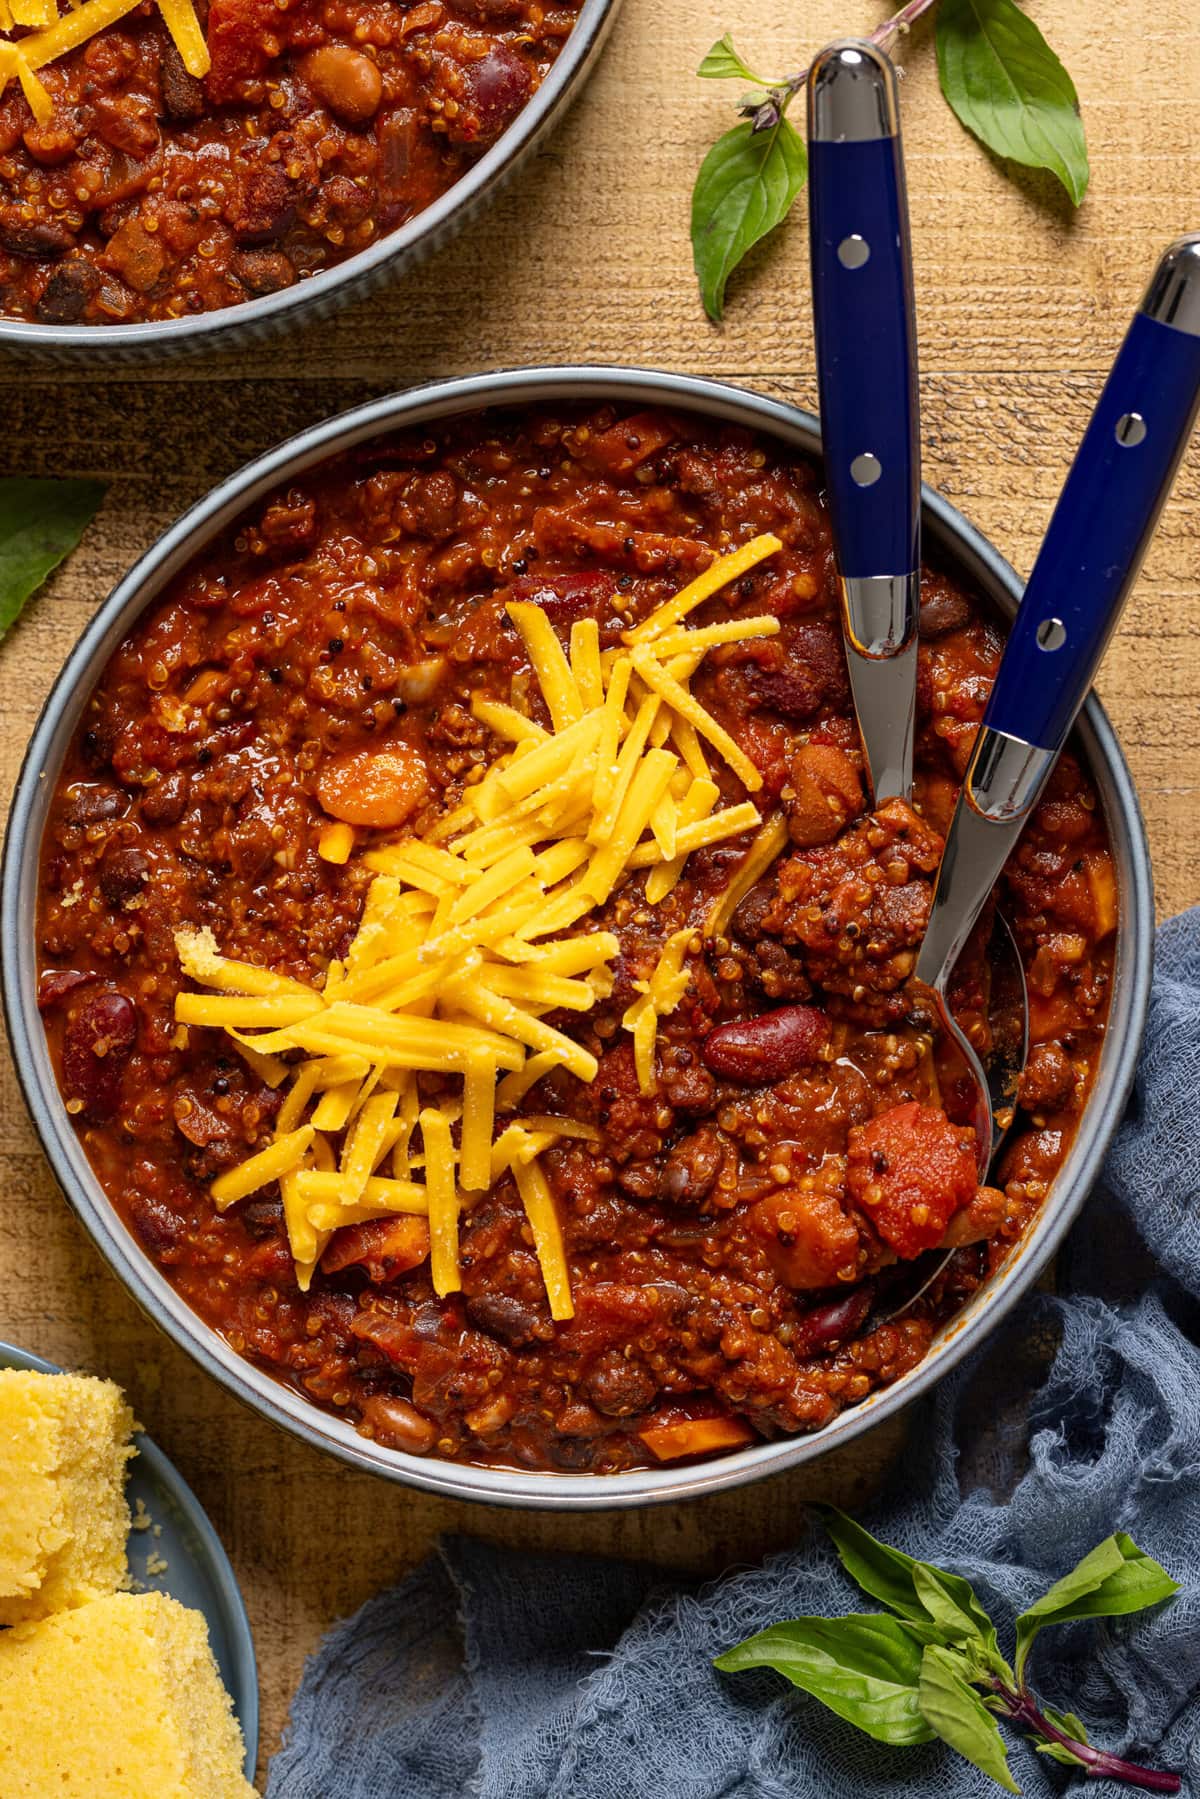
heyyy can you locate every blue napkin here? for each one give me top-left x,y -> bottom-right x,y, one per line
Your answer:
267,911 -> 1200,1799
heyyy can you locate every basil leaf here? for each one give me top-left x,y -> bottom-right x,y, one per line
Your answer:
0,478 -> 106,642
690,117 -> 806,323
1015,1534 -> 1179,1681
817,1508 -> 1002,1666
935,0 -> 1089,206
715,1613 -> 935,1745
698,34 -> 769,85
918,1644 -> 1021,1794
1035,1705 -> 1091,1765
1043,1705 -> 1089,1744
1036,1740 -> 1090,1767
912,1561 -> 999,1657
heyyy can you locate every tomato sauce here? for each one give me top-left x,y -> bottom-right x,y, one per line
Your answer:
36,405 -> 1116,1472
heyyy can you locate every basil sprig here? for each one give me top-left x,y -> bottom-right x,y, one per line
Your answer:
691,40 -> 807,323
715,1508 -> 1182,1793
0,478 -> 106,642
690,0 -> 1088,322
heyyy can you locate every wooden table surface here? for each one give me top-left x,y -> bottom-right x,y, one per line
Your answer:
2,1 -> 1198,1782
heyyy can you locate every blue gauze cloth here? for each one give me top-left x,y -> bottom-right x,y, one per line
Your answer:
267,910 -> 1200,1799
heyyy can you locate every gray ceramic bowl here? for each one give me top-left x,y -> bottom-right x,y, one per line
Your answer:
0,368 -> 1154,1508
0,0 -> 618,363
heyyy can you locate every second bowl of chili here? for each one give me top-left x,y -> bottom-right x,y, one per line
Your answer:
0,0 -> 617,358
2,367 -> 1153,1506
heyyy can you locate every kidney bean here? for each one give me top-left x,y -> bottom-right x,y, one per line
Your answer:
357,1392 -> 437,1454
585,1350 -> 657,1418
702,1005 -> 831,1083
465,1291 -> 540,1349
140,770 -> 188,825
128,1190 -> 187,1258
798,1286 -> 875,1351
38,970 -> 97,1012
99,845 -> 150,909
62,782 -> 126,826
62,988 -> 137,1123
453,43 -> 532,147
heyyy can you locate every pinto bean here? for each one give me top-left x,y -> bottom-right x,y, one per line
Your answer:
702,1005 -> 830,1083
62,988 -> 137,1124
784,742 -> 864,847
919,585 -> 971,638
358,1392 -> 437,1454
660,1125 -> 722,1206
302,45 -> 383,127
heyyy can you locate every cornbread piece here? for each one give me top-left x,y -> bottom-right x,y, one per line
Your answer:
0,1370 -> 134,1625
0,1591 -> 255,1798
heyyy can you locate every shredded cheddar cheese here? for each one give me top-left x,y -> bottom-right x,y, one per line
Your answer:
0,0 -> 209,125
173,533 -> 787,1311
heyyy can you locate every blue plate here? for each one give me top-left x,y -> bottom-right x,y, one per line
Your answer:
0,1341 -> 258,1782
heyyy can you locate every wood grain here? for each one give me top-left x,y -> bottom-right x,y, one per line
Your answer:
2,2 -> 1198,1781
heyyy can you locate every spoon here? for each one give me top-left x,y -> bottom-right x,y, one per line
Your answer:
807,39 -> 919,804
914,234 -> 1200,1196
807,42 -> 1028,1163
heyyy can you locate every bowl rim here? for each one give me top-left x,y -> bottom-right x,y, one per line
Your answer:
0,365 -> 1156,1508
0,0 -> 617,355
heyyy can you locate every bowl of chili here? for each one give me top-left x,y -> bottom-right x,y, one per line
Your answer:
1,367 -> 1154,1507
0,0 -> 617,358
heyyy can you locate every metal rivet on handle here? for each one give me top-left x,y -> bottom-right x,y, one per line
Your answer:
1036,618 -> 1067,651
850,453 -> 882,487
1116,412 -> 1148,447
837,234 -> 871,270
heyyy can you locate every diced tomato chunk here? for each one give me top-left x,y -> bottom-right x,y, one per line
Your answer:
580,411 -> 680,477
322,1216 -> 430,1282
846,1100 -> 977,1259
205,0 -> 287,102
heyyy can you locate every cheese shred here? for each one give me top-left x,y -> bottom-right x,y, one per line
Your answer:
173,531 -> 787,1314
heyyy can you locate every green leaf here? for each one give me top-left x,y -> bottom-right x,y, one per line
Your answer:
1015,1534 -> 1179,1681
715,1613 -> 935,1745
690,117 -> 806,323
935,0 -> 1089,205
816,1508 -> 1005,1669
918,1644 -> 1021,1794
697,34 -> 769,85
1043,1706 -> 1089,1744
0,478 -> 106,642
1034,1706 -> 1091,1768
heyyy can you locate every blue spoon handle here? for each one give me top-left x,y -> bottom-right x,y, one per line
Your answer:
808,41 -> 920,804
985,243 -> 1200,754
808,43 -> 919,584
916,237 -> 1200,995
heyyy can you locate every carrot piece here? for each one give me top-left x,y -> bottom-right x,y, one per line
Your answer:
638,1416 -> 755,1462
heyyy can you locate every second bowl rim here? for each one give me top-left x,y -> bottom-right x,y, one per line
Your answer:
0,363 -> 1155,1508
